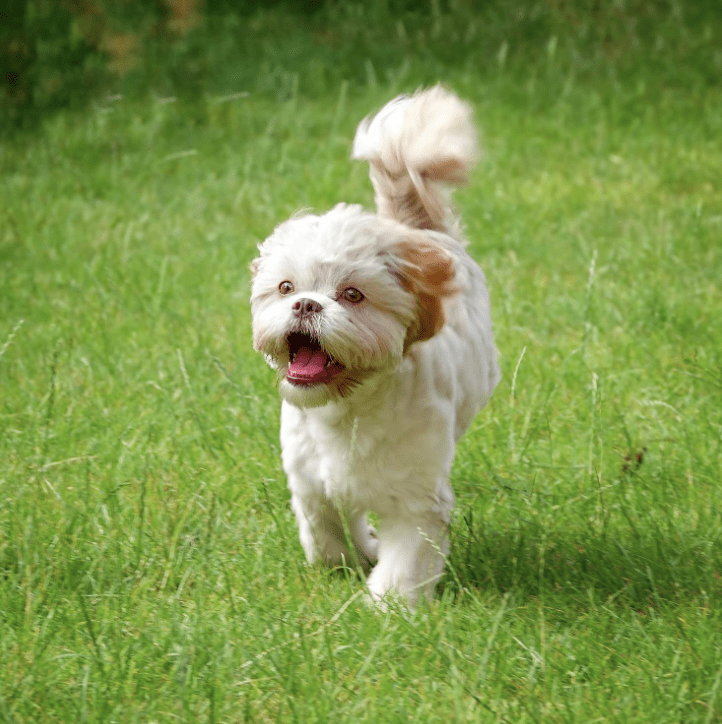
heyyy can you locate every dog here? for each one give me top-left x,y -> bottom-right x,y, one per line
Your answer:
250,86 -> 500,608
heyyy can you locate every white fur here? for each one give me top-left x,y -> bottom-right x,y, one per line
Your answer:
250,86 -> 500,608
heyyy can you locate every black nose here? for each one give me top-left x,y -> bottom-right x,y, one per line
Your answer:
292,298 -> 323,318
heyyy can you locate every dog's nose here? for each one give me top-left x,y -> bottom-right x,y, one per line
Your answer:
292,298 -> 323,318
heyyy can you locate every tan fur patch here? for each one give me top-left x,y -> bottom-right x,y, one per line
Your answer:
395,236 -> 457,348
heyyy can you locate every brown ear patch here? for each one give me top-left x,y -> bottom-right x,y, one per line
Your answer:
395,236 -> 457,349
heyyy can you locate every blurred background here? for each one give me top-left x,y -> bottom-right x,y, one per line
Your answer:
3,0 -> 719,131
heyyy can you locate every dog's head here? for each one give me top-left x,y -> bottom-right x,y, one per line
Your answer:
250,204 -> 456,407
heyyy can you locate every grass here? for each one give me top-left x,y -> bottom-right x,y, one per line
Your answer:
1,1 -> 721,721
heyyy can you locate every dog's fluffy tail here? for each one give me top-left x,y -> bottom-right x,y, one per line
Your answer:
352,85 -> 478,234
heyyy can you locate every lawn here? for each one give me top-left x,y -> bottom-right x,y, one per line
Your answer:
1,2 -> 721,722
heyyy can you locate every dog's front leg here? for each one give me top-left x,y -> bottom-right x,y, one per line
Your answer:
289,489 -> 378,570
365,512 -> 450,609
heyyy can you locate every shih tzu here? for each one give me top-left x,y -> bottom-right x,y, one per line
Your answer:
250,86 -> 500,608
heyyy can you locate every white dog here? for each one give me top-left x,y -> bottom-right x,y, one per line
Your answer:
250,86 -> 500,608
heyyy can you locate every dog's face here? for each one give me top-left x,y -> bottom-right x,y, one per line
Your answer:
250,204 -> 456,407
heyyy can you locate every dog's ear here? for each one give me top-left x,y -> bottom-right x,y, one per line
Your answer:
249,257 -> 260,276
392,233 -> 457,348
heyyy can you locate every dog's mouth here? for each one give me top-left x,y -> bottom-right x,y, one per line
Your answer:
286,332 -> 345,386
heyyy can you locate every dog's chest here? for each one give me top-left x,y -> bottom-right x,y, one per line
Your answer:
281,412 -> 386,505
280,396 -> 430,511
280,394 -> 455,518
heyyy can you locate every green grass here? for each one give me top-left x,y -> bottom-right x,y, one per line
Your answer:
1,1 -> 722,721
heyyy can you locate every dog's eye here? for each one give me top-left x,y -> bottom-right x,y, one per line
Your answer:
279,281 -> 295,295
341,288 -> 364,303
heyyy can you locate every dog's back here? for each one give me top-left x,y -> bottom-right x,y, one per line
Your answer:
354,86 -> 499,435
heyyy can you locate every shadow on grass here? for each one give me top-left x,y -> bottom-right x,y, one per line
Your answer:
444,517 -> 721,609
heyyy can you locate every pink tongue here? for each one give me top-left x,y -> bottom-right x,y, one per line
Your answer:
288,345 -> 329,382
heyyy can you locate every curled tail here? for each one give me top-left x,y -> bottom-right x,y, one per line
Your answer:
352,85 -> 479,234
